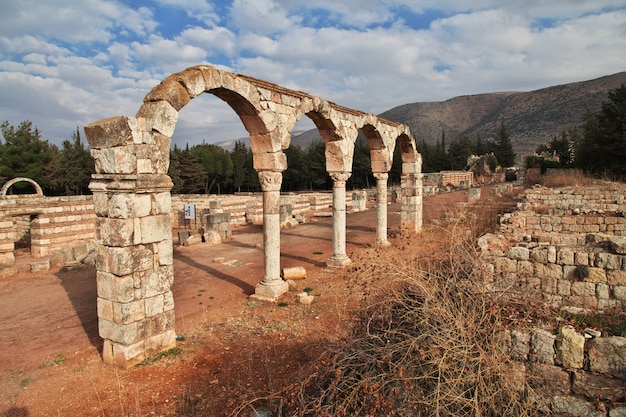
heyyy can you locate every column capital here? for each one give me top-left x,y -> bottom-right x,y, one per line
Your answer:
258,171 -> 283,192
329,171 -> 351,186
373,172 -> 389,181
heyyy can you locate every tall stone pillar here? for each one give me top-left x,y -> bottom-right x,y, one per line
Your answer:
85,116 -> 176,368
327,172 -> 352,267
252,171 -> 289,300
400,161 -> 423,232
374,172 -> 390,246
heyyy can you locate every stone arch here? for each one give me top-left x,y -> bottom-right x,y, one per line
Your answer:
1,177 -> 44,197
84,64 -> 422,367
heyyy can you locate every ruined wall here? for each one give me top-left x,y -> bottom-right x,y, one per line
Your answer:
0,195 -> 95,265
482,183 -> 626,312
478,183 -> 626,416
170,191 -> 366,229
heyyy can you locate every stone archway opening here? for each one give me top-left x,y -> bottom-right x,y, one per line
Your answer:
85,65 -> 422,367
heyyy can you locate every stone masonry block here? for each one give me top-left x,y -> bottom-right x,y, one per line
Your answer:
97,271 -> 135,303
157,239 -> 173,266
140,214 -> 171,244
134,265 -> 174,298
154,192 -> 172,214
136,100 -> 178,138
584,267 -> 607,283
509,246 -> 529,261
97,297 -> 114,321
587,337 -> 626,379
614,285 -> 626,300
144,77 -> 191,111
85,116 -> 138,149
98,217 -> 135,247
530,329 -> 556,365
112,299 -> 146,324
99,318 -> 144,345
163,291 -> 174,312
557,248 -> 574,265
145,294 -> 165,317
608,270 -> 626,285
557,325 -> 585,369
145,310 -> 175,338
571,281 -> 597,297
98,245 -> 154,276
92,147 -> 137,175
144,329 -> 177,358
596,283 -> 610,300
111,340 -> 146,368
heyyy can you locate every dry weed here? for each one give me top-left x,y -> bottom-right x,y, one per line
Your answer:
539,169 -> 596,188
232,201 -> 551,416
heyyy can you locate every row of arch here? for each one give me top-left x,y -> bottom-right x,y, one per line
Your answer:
84,65 -> 423,367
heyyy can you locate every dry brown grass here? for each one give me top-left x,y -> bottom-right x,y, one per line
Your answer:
538,169 -> 597,188
232,201 -> 551,416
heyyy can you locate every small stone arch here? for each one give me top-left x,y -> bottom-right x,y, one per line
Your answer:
84,64 -> 422,367
1,177 -> 44,197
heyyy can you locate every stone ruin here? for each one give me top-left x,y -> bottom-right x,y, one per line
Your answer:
478,182 -> 626,416
83,65 -> 423,367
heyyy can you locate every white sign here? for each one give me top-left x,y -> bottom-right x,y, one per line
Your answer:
183,204 -> 195,220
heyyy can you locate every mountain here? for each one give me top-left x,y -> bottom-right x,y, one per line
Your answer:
216,72 -> 626,156
380,72 -> 626,155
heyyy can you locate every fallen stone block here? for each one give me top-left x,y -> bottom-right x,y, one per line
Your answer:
296,292 -> 315,305
30,260 -> 50,272
282,266 -> 307,280
0,266 -> 18,278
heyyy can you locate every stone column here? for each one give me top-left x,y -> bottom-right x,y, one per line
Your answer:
327,172 -> 352,267
400,162 -> 423,232
374,172 -> 390,246
252,171 -> 289,300
85,116 -> 176,368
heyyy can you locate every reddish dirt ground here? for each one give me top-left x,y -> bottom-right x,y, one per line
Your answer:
0,191 -> 471,417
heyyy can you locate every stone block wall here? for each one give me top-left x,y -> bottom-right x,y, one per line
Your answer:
0,195 -> 96,264
501,327 -> 625,416
476,183 -> 626,415
171,191 -> 347,229
482,183 -> 626,313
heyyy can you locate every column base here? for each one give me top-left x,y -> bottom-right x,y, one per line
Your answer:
326,255 -> 351,268
375,239 -> 391,248
250,280 -> 289,302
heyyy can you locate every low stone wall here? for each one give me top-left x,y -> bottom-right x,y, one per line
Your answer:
482,183 -> 626,313
170,191 -> 361,229
501,327 -> 625,416
0,195 -> 96,264
477,183 -> 626,415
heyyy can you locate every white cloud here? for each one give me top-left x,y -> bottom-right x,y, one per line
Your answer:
154,0 -> 220,26
1,0 -> 625,148
230,0 -> 300,35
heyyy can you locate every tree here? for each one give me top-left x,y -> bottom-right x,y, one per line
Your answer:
448,135 -> 474,170
283,145 -> 307,191
575,84 -> 626,176
231,141 -> 248,193
548,131 -> 574,166
348,139 -> 373,190
56,128 -> 93,195
191,142 -> 234,194
303,141 -> 329,190
494,122 -> 515,167
0,120 -> 57,194
168,145 -> 185,194
177,144 -> 207,194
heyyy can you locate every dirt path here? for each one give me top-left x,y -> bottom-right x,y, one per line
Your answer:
0,191 -> 470,416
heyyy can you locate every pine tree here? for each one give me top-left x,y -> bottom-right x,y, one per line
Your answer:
494,122 -> 516,167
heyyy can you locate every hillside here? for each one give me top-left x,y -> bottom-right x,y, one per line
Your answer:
379,71 -> 626,155
217,72 -> 626,156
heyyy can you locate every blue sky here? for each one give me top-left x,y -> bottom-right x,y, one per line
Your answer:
1,0 -> 625,148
